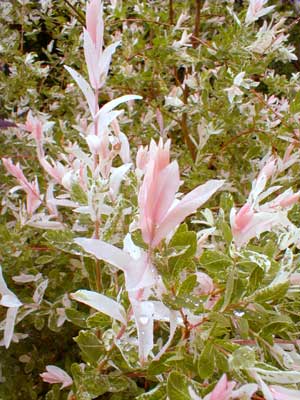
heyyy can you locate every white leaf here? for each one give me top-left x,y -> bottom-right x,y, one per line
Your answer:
64,66 -> 95,115
154,309 -> 177,360
33,279 -> 48,304
252,367 -> 300,384
71,289 -> 126,324
0,295 -> 22,308
0,266 -> 16,298
110,164 -> 132,200
13,273 -> 42,284
98,41 -> 120,87
95,95 -> 142,119
123,233 -> 141,260
4,307 -> 19,349
118,131 -> 131,163
131,300 -> 154,363
96,110 -> 123,133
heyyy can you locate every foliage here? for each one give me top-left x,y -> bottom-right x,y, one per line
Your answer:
2,0 -> 300,399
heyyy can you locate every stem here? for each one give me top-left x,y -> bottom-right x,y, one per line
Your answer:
93,89 -> 99,171
98,309 -> 132,372
64,0 -> 86,26
251,89 -> 291,130
109,18 -> 172,28
181,83 -> 196,161
232,338 -> 300,346
94,220 -> 102,292
169,0 -> 174,25
220,128 -> 265,153
95,260 -> 102,292
192,0 -> 201,49
20,3 -> 24,53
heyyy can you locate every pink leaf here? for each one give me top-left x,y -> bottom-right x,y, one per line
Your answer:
86,0 -> 103,55
152,179 -> 224,247
40,365 -> 73,390
83,28 -> 99,89
210,374 -> 236,400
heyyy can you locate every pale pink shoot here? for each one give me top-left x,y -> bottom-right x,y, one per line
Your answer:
2,158 -> 42,215
24,111 -> 43,144
209,374 -> 236,400
136,145 -> 149,171
40,365 -> 73,390
232,203 -> 254,233
277,192 -> 300,208
138,139 -> 224,247
86,0 -> 103,57
195,272 -> 214,295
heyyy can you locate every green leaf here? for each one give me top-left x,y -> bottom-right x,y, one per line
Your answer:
74,331 -> 105,365
197,341 -> 215,379
107,375 -> 131,393
43,230 -> 79,255
45,385 -> 61,400
136,384 -> 166,399
162,293 -> 201,311
86,312 -> 111,329
131,229 -> 148,250
221,266 -> 235,311
169,230 -> 197,259
167,371 -> 190,400
200,250 -> 232,272
71,363 -> 109,399
218,221 -> 232,245
260,315 -> 293,339
290,91 -> 300,114
65,308 -> 87,328
34,316 -> 45,331
219,192 -> 234,216
249,281 -> 289,303
248,266 -> 264,293
71,182 -> 88,204
168,230 -> 197,277
235,317 -> 249,339
148,354 -> 173,375
178,274 -> 197,296
35,255 -> 55,265
230,346 -> 256,370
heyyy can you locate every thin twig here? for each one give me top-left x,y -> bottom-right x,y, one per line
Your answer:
169,0 -> 174,25
192,0 -> 202,49
220,128 -> 263,153
108,18 -> 171,28
64,0 -> 85,26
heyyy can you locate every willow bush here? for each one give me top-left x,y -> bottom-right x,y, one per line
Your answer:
2,1 -> 300,399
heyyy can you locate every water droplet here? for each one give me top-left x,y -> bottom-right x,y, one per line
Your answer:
139,315 -> 149,326
233,310 -> 245,318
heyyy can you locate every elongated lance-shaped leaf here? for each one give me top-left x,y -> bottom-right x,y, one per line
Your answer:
64,66 -> 96,116
71,289 -> 126,325
95,95 -> 142,119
